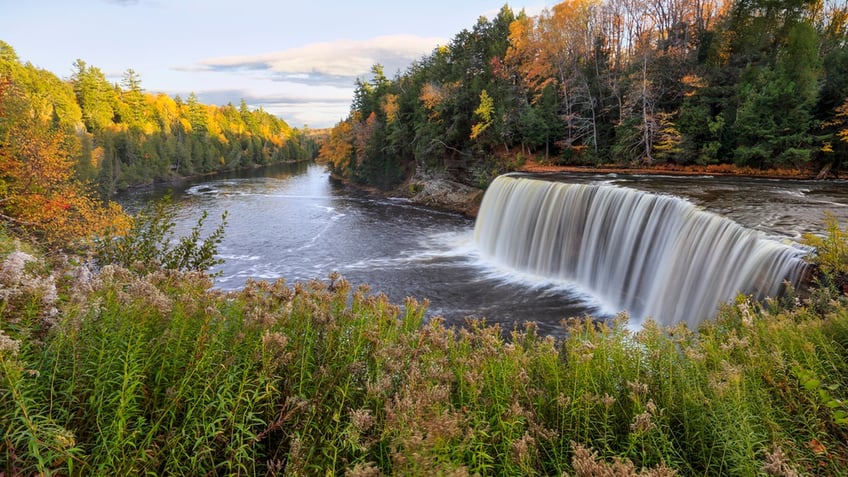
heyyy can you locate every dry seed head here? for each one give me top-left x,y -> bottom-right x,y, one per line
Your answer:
345,461 -> 383,477
349,408 -> 375,433
684,347 -> 705,362
570,442 -> 678,477
0,329 -> 20,357
646,398 -> 657,414
631,410 -> 655,433
262,330 -> 289,353
0,251 -> 36,284
508,400 -> 531,421
511,431 -> 537,465
627,381 -> 649,398
762,446 -> 800,477
125,277 -> 173,314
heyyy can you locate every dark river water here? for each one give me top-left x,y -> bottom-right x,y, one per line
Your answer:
122,162 -> 848,335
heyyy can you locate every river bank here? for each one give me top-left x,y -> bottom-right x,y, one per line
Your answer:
331,159 -> 837,220
396,160 -> 832,218
517,159 -> 827,180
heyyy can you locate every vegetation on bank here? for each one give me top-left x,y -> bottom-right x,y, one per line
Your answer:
0,40 -> 318,200
1,203 -> 847,475
320,1 -> 848,190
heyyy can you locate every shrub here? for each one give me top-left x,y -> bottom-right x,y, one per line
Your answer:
94,195 -> 227,276
803,212 -> 848,291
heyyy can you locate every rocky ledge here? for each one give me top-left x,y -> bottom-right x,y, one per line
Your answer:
405,174 -> 484,218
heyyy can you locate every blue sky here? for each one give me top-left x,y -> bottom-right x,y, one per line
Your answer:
2,0 -> 545,128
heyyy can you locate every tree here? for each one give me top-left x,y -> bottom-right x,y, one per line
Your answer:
470,89 -> 495,141
71,59 -> 116,131
318,119 -> 354,176
0,79 -> 130,245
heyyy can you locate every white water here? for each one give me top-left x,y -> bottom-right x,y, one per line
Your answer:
474,175 -> 808,327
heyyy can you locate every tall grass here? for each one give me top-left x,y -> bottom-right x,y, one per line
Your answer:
1,233 -> 847,475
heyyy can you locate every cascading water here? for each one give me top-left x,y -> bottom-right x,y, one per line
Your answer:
474,175 -> 809,328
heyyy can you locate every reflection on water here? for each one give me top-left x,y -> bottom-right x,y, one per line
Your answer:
121,164 -> 848,335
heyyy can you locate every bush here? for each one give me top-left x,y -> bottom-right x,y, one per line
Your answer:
94,195 -> 227,276
803,212 -> 848,292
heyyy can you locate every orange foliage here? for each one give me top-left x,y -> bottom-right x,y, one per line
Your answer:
0,80 -> 130,246
419,83 -> 445,117
382,94 -> 399,125
318,119 -> 354,173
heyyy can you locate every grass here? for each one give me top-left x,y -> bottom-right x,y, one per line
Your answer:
1,232 -> 848,475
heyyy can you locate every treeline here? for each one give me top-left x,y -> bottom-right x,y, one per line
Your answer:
0,41 -> 318,199
320,0 -> 848,189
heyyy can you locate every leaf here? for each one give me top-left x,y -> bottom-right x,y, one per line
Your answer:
808,439 -> 827,454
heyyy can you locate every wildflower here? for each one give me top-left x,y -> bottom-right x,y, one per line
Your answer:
350,408 -> 375,434
246,306 -> 276,328
631,411 -> 655,433
631,400 -> 657,433
0,251 -> 36,284
646,399 -> 657,414
0,329 -> 20,357
53,428 -> 76,450
125,277 -> 173,314
719,332 -> 750,353
262,330 -> 289,353
602,393 -> 616,409
345,462 -> 383,477
762,446 -> 800,477
508,400 -> 531,421
739,300 -> 755,328
627,381 -> 648,399
684,347 -> 705,362
511,431 -> 537,465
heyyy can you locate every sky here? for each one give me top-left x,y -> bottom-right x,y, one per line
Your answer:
1,0 -> 546,128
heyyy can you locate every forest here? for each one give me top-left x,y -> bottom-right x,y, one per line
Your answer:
0,40 -> 317,242
320,0 -> 848,189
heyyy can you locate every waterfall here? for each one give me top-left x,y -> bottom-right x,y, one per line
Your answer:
474,175 -> 808,327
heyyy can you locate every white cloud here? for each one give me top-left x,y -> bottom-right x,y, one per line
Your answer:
172,34 -> 447,127
191,34 -> 446,85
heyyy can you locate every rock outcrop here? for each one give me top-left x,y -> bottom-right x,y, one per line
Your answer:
406,174 -> 484,217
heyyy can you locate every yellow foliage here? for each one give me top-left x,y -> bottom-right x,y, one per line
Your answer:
318,120 -> 354,173
383,94 -> 399,125
837,98 -> 848,144
803,213 -> 848,280
470,89 -> 494,140
0,82 -> 131,246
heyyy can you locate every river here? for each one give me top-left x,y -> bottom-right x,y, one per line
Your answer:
122,162 -> 848,334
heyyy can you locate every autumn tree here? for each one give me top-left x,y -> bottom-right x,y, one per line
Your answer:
318,119 -> 354,176
0,77 -> 129,245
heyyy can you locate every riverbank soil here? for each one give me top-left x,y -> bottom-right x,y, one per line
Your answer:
517,158 -> 825,180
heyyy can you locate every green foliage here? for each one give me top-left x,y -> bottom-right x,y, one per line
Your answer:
1,42 -> 318,199
94,195 -> 227,276
319,0 -> 848,189
2,245 -> 848,475
802,213 -> 848,290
